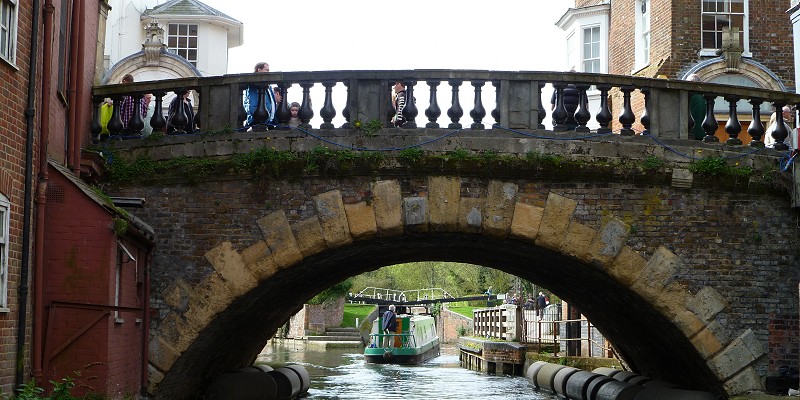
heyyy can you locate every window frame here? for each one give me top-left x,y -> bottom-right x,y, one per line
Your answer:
700,0 -> 750,57
0,0 -> 18,66
634,0 -> 651,71
582,25 -> 601,73
0,194 -> 9,311
166,23 -> 198,67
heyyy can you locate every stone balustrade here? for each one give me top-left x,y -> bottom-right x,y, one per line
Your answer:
91,70 -> 800,151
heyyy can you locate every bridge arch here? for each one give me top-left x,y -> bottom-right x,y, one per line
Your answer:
147,177 -> 762,400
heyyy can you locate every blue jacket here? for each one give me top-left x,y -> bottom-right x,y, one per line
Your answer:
382,310 -> 397,331
243,85 -> 276,126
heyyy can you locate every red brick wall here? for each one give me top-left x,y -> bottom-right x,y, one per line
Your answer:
439,308 -> 472,343
0,0 -> 36,393
43,167 -> 146,398
575,0 -> 606,7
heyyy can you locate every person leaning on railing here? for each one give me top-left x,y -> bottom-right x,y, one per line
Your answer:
382,305 -> 397,348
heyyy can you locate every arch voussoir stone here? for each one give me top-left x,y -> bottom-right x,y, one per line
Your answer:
510,202 -> 544,242
258,210 -> 303,267
370,180 -> 403,236
483,180 -> 518,237
711,329 -> 766,392
586,218 -> 630,267
239,240 -> 280,282
206,241 -> 259,297
560,221 -> 597,261
535,192 -> 578,251
428,176 -> 461,232
314,190 -> 352,248
344,201 -> 378,239
291,218 -> 327,257
458,197 -> 484,233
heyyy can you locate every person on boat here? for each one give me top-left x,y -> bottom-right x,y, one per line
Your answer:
382,305 -> 398,348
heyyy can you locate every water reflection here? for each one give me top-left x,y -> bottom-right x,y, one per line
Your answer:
257,340 -> 557,400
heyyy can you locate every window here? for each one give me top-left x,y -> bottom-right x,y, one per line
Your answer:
0,195 -> 9,310
582,26 -> 600,73
635,0 -> 651,70
0,0 -> 18,65
702,0 -> 747,54
167,23 -> 198,66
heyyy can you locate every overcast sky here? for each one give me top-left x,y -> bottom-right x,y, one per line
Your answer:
197,0 -> 575,74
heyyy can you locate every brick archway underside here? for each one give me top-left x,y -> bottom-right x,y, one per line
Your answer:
148,178 -> 764,400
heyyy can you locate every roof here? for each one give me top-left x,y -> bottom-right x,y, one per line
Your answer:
48,159 -> 156,240
142,0 -> 244,48
143,0 -> 238,21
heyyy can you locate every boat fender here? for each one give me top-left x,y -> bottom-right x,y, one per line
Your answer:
383,350 -> 393,361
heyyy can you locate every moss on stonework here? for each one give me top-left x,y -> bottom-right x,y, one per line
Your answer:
99,146 -> 786,195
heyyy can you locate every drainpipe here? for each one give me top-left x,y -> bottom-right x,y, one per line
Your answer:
17,0 -> 42,388
66,0 -> 81,169
72,0 -> 87,173
31,0 -> 55,384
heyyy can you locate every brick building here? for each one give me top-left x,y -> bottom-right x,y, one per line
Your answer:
557,0 -> 796,139
0,0 -> 154,397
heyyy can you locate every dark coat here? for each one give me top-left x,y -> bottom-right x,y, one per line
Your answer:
382,310 -> 397,331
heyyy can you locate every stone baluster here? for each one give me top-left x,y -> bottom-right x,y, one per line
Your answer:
90,100 -> 102,142
320,81 -> 336,130
470,81 -> 486,130
771,101 -> 789,150
747,98 -> 765,147
447,80 -> 463,129
251,86 -> 269,128
108,97 -> 124,135
275,84 -> 291,129
491,80 -> 500,127
595,84 -> 612,134
127,94 -> 145,135
640,88 -> 651,135
724,95 -> 742,145
298,82 -> 314,127
387,81 -> 397,125
150,92 -> 166,132
341,81 -> 351,129
401,80 -> 418,129
537,82 -> 546,129
574,84 -> 591,133
701,94 -> 719,143
170,90 -> 188,134
237,85 -> 248,127
618,86 -> 635,136
425,81 -> 441,128
552,83 -> 567,131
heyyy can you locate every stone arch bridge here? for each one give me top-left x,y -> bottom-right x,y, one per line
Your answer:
100,127 -> 800,400
91,70 -> 800,400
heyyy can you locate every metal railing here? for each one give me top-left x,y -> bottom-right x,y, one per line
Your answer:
367,332 -> 417,349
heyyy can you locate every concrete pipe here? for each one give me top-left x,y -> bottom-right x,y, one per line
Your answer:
251,364 -> 274,373
526,361 -> 548,386
611,371 -> 642,383
641,379 -> 678,388
633,387 -> 717,400
204,370 -> 277,400
592,367 -> 622,378
595,380 -> 645,400
283,364 -> 311,397
268,367 -> 302,400
626,375 -> 651,386
565,371 -> 606,400
552,366 -> 580,396
585,375 -> 616,400
535,363 -> 566,393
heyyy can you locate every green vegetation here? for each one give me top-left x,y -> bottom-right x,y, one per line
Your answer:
341,304 -> 375,328
309,279 -> 353,305
688,156 -> 752,177
1,374 -> 107,400
447,306 -> 475,319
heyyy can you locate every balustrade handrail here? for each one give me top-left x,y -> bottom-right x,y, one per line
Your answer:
90,69 -> 800,152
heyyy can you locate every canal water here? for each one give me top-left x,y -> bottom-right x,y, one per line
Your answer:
256,339 -> 558,399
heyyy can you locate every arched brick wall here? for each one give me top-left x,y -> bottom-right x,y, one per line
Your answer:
145,177 -> 765,399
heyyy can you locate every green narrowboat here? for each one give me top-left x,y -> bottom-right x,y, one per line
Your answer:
364,312 -> 440,364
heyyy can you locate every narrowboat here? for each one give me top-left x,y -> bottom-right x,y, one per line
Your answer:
364,312 -> 440,364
